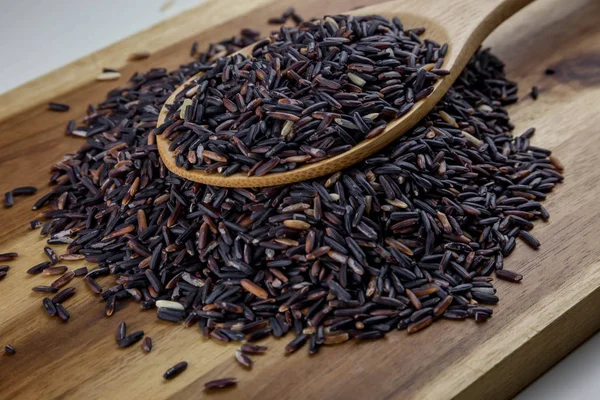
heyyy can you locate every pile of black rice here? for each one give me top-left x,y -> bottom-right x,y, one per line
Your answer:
27,10 -> 562,381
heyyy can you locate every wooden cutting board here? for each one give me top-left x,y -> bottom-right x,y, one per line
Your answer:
0,0 -> 599,398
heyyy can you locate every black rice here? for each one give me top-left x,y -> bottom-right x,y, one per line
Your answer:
118,330 -> 144,348
116,321 -> 127,342
32,285 -> 59,293
43,297 -> 58,316
4,345 -> 16,355
530,86 -> 539,100
4,192 -> 14,208
12,186 -> 37,196
25,9 -> 562,387
0,253 -> 17,261
205,377 -> 237,390
235,350 -> 254,368
52,287 -> 76,304
158,14 -> 446,175
27,261 -> 51,275
56,303 -> 70,322
142,336 -> 152,352
48,102 -> 70,112
44,246 -> 59,265
163,361 -> 187,380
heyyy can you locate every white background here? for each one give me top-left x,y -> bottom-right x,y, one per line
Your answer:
1,1 -> 598,398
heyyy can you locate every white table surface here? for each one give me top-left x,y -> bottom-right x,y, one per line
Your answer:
1,1 -> 598,398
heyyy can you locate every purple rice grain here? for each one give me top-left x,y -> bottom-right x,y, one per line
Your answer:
43,246 -> 59,265
4,192 -> 14,207
519,230 -> 541,249
116,321 -> 127,342
530,86 -> 539,100
0,252 -> 17,261
48,102 -> 70,112
235,350 -> 254,368
73,267 -> 89,277
142,336 -> 152,352
42,297 -> 57,316
204,378 -> 237,390
40,221 -> 52,236
240,344 -> 268,355
83,276 -> 103,294
12,186 -> 37,196
42,265 -> 67,275
285,333 -> 308,354
27,261 -> 51,275
50,271 -> 75,288
105,295 -> 116,316
55,303 -> 70,322
495,269 -> 523,282
32,285 -> 59,293
118,330 -> 144,348
163,361 -> 187,380
268,17 -> 287,24
52,287 -> 76,304
4,345 -> 16,355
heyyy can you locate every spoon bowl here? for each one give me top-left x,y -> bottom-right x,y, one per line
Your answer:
157,0 -> 533,188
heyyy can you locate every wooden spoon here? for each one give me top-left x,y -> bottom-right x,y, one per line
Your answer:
157,0 -> 533,188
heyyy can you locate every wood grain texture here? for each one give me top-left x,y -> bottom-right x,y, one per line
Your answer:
156,0 -> 534,188
1,0 -> 599,399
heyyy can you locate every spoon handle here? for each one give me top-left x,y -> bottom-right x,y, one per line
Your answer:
445,0 -> 536,48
